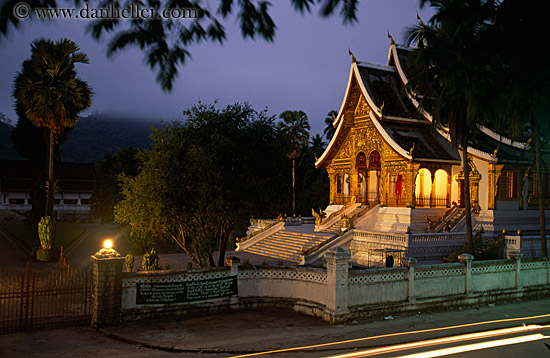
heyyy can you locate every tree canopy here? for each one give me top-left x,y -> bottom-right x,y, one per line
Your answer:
0,0 -> 359,91
115,102 -> 289,267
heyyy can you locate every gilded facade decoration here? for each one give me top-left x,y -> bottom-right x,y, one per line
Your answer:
456,157 -> 482,214
355,95 -> 370,118
337,134 -> 354,160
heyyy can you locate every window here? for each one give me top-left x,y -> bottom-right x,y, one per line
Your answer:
498,171 -> 517,199
532,173 -> 549,198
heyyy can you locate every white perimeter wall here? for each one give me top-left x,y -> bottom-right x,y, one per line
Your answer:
119,251 -> 550,324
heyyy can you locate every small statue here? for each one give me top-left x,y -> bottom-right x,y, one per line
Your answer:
312,208 -> 325,225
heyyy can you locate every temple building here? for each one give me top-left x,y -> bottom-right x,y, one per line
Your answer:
238,39 -> 550,266
315,39 -> 549,235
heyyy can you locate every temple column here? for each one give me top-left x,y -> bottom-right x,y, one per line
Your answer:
446,168 -> 452,207
406,162 -> 420,208
327,167 -> 336,205
430,169 -> 436,208
487,163 -> 504,210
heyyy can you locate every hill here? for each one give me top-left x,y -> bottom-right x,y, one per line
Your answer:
0,113 -> 160,163
0,121 -> 20,160
60,113 -> 159,163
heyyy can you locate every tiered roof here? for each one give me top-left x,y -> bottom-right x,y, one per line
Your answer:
316,40 -> 536,168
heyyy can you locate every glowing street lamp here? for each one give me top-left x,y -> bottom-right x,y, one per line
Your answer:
93,238 -> 121,259
103,239 -> 113,249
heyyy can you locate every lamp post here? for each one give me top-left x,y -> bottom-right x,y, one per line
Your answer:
90,238 -> 124,328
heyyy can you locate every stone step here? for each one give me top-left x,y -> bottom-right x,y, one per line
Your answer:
245,244 -> 299,258
270,231 -> 328,241
276,231 -> 332,240
252,241 -> 302,254
269,233 -> 327,246
242,225 -> 336,264
253,237 -> 325,253
244,246 -> 301,263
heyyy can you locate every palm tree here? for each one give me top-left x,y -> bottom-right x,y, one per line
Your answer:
488,0 -> 550,256
310,133 -> 327,160
323,110 -> 338,141
13,38 -> 93,217
405,0 -> 494,246
278,110 -> 311,216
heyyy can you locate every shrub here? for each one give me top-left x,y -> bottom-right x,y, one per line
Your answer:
36,247 -> 52,262
125,253 -> 135,272
38,216 -> 55,250
142,248 -> 159,271
36,216 -> 55,261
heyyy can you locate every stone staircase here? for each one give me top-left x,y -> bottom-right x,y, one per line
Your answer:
432,207 -> 465,232
242,205 -> 370,264
243,230 -> 333,263
322,205 -> 365,234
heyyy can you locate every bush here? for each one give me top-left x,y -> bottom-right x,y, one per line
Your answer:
36,216 -> 55,261
36,247 -> 52,262
125,253 -> 134,272
142,248 -> 160,271
444,231 -> 505,262
38,216 -> 55,250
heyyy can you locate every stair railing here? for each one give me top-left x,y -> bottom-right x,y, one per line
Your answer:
236,221 -> 286,251
314,201 -> 361,232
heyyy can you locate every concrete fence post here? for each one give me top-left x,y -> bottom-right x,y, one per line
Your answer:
226,256 -> 241,306
458,253 -> 474,297
325,247 -> 351,324
403,257 -> 417,304
509,251 -> 523,290
90,247 -> 124,329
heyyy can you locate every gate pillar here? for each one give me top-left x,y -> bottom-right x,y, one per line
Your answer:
91,246 -> 124,328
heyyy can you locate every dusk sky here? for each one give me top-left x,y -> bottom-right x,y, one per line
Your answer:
0,1 -> 434,136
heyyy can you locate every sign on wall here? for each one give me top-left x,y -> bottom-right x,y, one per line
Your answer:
136,276 -> 238,305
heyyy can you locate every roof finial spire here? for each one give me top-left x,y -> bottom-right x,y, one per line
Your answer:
348,47 -> 357,63
387,30 -> 395,46
409,142 -> 415,157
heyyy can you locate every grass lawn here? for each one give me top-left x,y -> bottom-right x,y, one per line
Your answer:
1,223 -> 86,251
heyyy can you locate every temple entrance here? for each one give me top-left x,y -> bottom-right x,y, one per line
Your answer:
415,168 -> 450,208
356,152 -> 367,204
433,169 -> 450,207
415,168 -> 432,207
368,151 -> 381,204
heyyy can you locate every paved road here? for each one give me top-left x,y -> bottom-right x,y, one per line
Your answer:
316,325 -> 550,358
2,301 -> 550,358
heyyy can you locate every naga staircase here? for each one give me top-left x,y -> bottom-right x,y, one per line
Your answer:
321,205 -> 365,234
242,230 -> 332,263
239,203 -> 371,264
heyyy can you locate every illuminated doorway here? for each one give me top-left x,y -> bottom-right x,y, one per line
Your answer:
368,151 -> 381,204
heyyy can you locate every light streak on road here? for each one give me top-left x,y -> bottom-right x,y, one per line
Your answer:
229,314 -> 550,358
325,325 -> 550,357
395,334 -> 549,358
